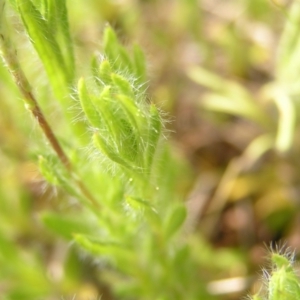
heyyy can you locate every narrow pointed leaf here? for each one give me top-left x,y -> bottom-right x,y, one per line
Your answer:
99,59 -> 113,86
47,0 -> 75,78
16,0 -> 69,99
164,205 -> 187,240
133,44 -> 146,82
92,86 -> 119,138
146,104 -> 162,169
78,78 -> 102,128
111,73 -> 134,97
273,90 -> 295,152
276,1 -> 300,83
103,26 -> 120,64
188,67 -> 270,126
116,94 -> 140,130
41,212 -> 94,240
119,45 -> 134,72
125,196 -> 153,211
93,133 -> 133,170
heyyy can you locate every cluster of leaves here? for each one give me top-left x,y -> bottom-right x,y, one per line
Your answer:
79,27 -> 160,174
0,0 -> 243,299
2,0 -> 300,300
251,248 -> 300,300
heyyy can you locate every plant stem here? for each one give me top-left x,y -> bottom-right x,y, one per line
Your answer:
0,18 -> 99,209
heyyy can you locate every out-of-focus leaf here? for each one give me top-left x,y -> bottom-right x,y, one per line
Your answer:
74,234 -> 136,273
38,155 -> 63,185
98,59 -> 113,86
262,82 -> 296,153
188,67 -> 230,91
188,67 -> 269,126
0,230 -> 19,261
242,134 -> 274,169
164,205 -> 187,240
272,89 -> 296,153
103,26 -> 123,67
133,44 -> 146,83
146,104 -> 162,169
276,1 -> 300,85
125,196 -> 153,211
41,212 -> 95,240
201,93 -> 266,125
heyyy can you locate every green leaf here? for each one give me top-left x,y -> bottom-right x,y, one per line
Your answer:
116,94 -> 140,130
125,196 -> 153,211
16,0 -> 70,100
201,93 -> 267,125
125,196 -> 161,229
273,89 -> 296,152
29,0 -> 75,77
118,118 -> 140,162
276,1 -> 300,84
271,253 -> 292,270
92,86 -> 117,135
98,59 -> 113,86
188,66 -> 224,91
103,26 -> 133,73
118,45 -> 134,73
188,67 -> 269,126
41,212 -> 94,240
251,295 -> 264,300
93,132 -> 133,170
38,157 -> 85,202
269,265 -> 300,299
91,88 -> 141,165
111,73 -> 134,97
164,205 -> 187,240
78,77 -> 102,129
91,55 -> 102,87
74,235 -> 135,272
38,156 -> 61,185
242,134 -> 274,168
133,44 -> 146,83
146,104 -> 162,169
103,26 -> 120,63
47,0 -> 75,78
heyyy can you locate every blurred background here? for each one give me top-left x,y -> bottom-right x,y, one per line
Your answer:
1,0 -> 300,299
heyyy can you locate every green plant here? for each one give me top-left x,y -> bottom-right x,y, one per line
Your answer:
250,248 -> 300,300
0,1 -> 244,299
2,0 -> 300,299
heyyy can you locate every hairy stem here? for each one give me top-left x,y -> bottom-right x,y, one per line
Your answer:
0,9 -> 99,208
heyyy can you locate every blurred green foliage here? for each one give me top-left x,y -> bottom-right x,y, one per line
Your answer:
1,0 -> 300,299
